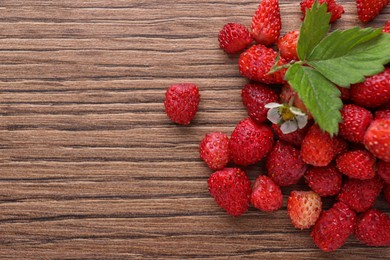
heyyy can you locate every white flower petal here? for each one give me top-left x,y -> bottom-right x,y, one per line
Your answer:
297,115 -> 309,129
267,108 -> 282,124
290,106 -> 306,116
280,120 -> 298,134
265,102 -> 283,109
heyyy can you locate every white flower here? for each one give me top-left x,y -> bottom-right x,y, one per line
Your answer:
265,102 -> 308,134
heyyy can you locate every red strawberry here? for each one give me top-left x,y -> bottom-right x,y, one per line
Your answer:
338,176 -> 383,212
287,191 -> 322,229
336,150 -> 376,180
239,44 -> 287,84
332,137 -> 349,156
266,141 -> 308,186
218,23 -> 253,54
241,83 -> 278,124
375,109 -> 390,120
272,122 -> 310,147
301,125 -> 335,167
338,86 -> 350,101
251,0 -> 281,46
304,164 -> 343,197
364,119 -> 390,162
384,184 -> 390,205
350,68 -> 390,108
377,160 -> 390,184
339,104 -> 373,143
356,0 -> 389,23
208,168 -> 251,217
383,20 -> 390,33
164,83 -> 200,125
354,209 -> 390,246
277,31 -> 299,61
300,0 -> 345,23
251,175 -> 283,212
229,118 -> 274,166
311,202 -> 356,252
200,132 -> 230,170
280,84 -> 312,119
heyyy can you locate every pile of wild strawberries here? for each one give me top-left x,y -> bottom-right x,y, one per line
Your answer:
163,0 -> 390,252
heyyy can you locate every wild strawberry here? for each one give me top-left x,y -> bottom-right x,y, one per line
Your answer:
336,150 -> 376,180
332,137 -> 349,156
311,202 -> 356,252
200,132 -> 230,170
208,168 -> 251,217
278,31 -> 299,61
338,176 -> 383,212
384,184 -> 390,205
239,44 -> 287,84
383,20 -> 390,33
338,86 -> 350,101
272,122 -> 310,147
266,141 -> 308,186
356,0 -> 389,23
251,175 -> 283,212
354,209 -> 390,246
280,84 -> 312,119
350,68 -> 390,108
375,109 -> 390,120
301,125 -> 335,167
364,119 -> 390,162
339,104 -> 373,143
377,160 -> 390,184
300,0 -> 345,23
229,118 -> 274,166
164,83 -> 200,125
241,83 -> 278,124
218,23 -> 253,54
287,191 -> 322,229
304,164 -> 343,197
251,0 -> 281,46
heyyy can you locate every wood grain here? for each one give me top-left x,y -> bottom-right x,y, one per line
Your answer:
0,0 -> 389,259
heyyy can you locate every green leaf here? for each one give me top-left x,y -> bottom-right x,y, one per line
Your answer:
307,28 -> 390,87
297,0 -> 331,61
286,64 -> 342,136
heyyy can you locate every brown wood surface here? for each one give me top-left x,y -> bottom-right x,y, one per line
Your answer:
0,0 -> 389,259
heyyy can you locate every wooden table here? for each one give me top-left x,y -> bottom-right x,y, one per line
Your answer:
0,0 -> 389,259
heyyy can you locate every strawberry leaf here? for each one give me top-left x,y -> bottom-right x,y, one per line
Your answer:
307,28 -> 390,87
286,64 -> 342,136
297,0 -> 331,61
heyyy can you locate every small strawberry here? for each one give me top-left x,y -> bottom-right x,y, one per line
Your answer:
208,168 -> 251,217
266,141 -> 308,186
339,104 -> 373,143
375,109 -> 390,120
251,175 -> 283,212
364,118 -> 390,162
239,44 -> 287,84
251,0 -> 281,46
311,202 -> 356,252
164,83 -> 200,125
384,184 -> 390,205
383,20 -> 390,33
301,124 -> 335,167
338,86 -> 350,101
229,118 -> 274,166
304,164 -> 343,197
218,23 -> 253,54
241,83 -> 278,124
277,31 -> 299,61
356,0 -> 389,23
354,209 -> 390,246
332,137 -> 349,156
377,160 -> 390,184
300,0 -> 345,23
336,150 -> 376,180
350,68 -> 390,108
200,132 -> 230,170
338,176 -> 383,213
272,122 -> 310,147
287,191 -> 322,229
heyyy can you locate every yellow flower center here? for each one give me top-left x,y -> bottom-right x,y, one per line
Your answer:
279,106 -> 295,121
